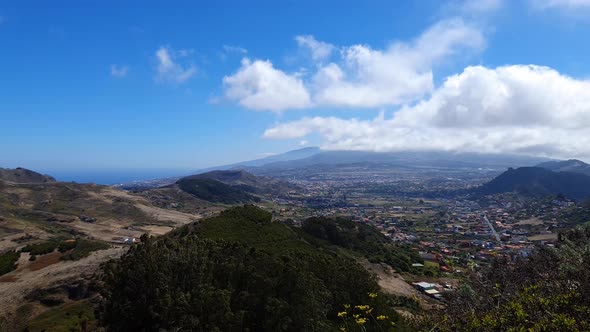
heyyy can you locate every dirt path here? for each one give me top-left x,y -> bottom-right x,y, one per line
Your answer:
361,260 -> 422,297
360,260 -> 443,310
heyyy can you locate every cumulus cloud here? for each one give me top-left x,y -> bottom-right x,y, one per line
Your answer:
223,19 -> 484,111
110,64 -> 129,78
155,46 -> 197,84
222,58 -> 311,111
312,19 -> 484,108
295,35 -> 335,61
264,65 -> 590,159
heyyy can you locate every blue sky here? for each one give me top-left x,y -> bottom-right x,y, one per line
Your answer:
2,0 -> 590,181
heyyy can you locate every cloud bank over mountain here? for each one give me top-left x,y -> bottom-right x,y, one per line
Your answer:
264,65 -> 590,159
220,2 -> 590,160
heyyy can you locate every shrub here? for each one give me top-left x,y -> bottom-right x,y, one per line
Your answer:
21,241 -> 58,256
0,250 -> 20,276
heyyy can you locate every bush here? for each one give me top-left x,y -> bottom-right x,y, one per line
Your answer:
57,240 -> 77,252
0,250 -> 20,275
422,224 -> 590,331
21,241 -> 58,256
60,239 -> 110,261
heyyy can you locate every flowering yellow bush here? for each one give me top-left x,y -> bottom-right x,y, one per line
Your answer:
337,292 -> 396,331
355,317 -> 367,325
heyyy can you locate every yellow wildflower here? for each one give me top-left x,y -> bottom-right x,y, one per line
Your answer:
353,314 -> 361,319
368,292 -> 378,298
337,311 -> 347,318
355,305 -> 370,311
376,315 -> 388,320
355,317 -> 367,325
343,304 -> 351,309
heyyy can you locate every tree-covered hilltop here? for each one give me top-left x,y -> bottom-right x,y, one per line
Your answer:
98,205 -> 411,331
300,217 -> 424,273
422,223 -> 590,331
176,177 -> 260,204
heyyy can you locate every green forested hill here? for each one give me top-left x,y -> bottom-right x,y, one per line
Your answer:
477,167 -> 590,200
175,177 -> 260,204
98,205 -> 411,331
300,216 -> 423,273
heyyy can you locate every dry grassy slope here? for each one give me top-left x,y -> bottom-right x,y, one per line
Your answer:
0,247 -> 126,317
0,180 -> 211,325
0,181 -> 204,248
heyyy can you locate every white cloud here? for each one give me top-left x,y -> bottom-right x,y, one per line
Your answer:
110,64 -> 129,78
223,58 -> 311,112
295,35 -> 335,61
264,65 -> 590,159
533,0 -> 590,9
223,45 -> 248,55
223,19 -> 484,111
155,46 -> 197,84
312,19 -> 484,108
220,45 -> 248,61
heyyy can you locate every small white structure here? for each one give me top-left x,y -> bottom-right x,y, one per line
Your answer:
123,237 -> 138,244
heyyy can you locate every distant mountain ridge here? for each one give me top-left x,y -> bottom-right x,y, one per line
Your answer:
537,159 -> 590,176
115,148 -> 559,189
477,167 -> 590,200
258,150 -> 552,169
197,147 -> 321,173
241,150 -> 554,178
0,167 -> 56,183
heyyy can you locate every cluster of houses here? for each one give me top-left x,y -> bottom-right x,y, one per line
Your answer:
412,281 -> 453,300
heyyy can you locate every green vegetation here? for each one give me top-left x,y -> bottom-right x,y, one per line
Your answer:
172,205 -> 310,253
18,238 -> 109,261
26,301 -> 96,332
423,224 -> 590,331
556,199 -> 590,225
98,205 -> 410,331
0,303 -> 34,332
0,250 -> 20,276
21,240 -> 60,255
176,178 -> 260,204
59,239 -> 110,261
301,216 -> 423,273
